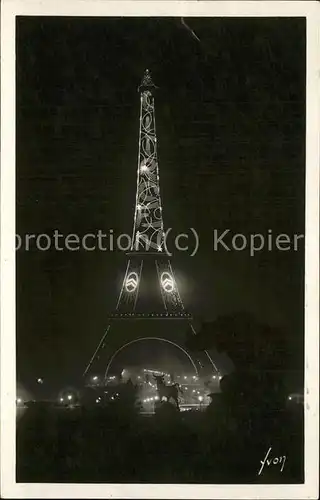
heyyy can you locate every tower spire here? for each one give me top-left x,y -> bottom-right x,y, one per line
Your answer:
138,68 -> 157,93
131,69 -> 164,253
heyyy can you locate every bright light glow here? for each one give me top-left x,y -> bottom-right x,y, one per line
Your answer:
184,376 -> 187,380
157,245 -> 162,252
140,164 -> 148,172
60,398 -> 64,402
198,396 -> 203,402
67,394 -> 73,401
160,271 -> 174,293
104,339 -> 199,380
93,376 -> 98,381
288,396 -> 292,400
192,389 -> 196,393
219,376 -> 222,380
17,398 -> 22,404
37,378 -> 43,384
155,396 -> 159,400
96,399 -> 100,403
125,271 -> 139,293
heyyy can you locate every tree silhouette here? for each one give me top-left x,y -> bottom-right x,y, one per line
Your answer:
187,312 -> 294,412
186,311 -> 289,372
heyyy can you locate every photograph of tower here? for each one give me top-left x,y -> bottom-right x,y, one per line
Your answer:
1,2 -> 318,498
83,68 -> 217,384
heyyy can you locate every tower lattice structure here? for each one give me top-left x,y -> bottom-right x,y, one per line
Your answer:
84,70 -> 216,381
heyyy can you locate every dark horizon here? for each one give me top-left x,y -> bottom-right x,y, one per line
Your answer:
16,16 -> 305,393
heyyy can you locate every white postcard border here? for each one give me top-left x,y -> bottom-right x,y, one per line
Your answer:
1,1 -> 319,498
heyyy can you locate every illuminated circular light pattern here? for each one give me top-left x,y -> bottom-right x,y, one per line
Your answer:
125,272 -> 138,293
160,271 -> 174,293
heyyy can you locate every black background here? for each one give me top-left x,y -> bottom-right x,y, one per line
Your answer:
16,17 -> 305,393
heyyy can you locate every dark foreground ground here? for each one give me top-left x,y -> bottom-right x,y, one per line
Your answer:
16,400 -> 303,483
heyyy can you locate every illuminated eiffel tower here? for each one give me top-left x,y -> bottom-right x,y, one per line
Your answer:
84,70 -> 216,381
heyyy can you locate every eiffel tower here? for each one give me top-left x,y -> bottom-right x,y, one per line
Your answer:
84,70 -> 217,381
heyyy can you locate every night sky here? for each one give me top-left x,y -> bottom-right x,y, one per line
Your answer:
16,17 -> 305,392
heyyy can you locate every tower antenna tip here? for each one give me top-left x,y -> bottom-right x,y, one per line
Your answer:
138,69 -> 157,92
